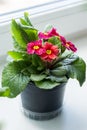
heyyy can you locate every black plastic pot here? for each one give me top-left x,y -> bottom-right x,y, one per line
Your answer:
21,82 -> 66,120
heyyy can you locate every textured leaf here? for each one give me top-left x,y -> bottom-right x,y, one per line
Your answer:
61,54 -> 79,65
32,54 -> 45,70
67,57 -> 86,86
12,36 -> 26,51
35,80 -> 60,89
26,65 -> 38,74
46,75 -> 67,83
54,52 -> 78,67
11,19 -> 29,48
30,74 -> 46,81
2,61 -> 30,97
51,66 -> 67,76
23,28 -> 38,42
8,50 -> 31,61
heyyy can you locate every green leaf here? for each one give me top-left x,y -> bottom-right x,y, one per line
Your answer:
46,75 -> 67,83
0,87 -> 10,97
8,50 -> 31,61
48,36 -> 61,47
20,24 -> 37,31
22,28 -> 38,42
1,61 -> 30,97
35,80 -> 60,89
32,54 -> 45,70
61,54 -> 79,65
12,36 -> 26,51
60,51 -> 73,60
20,18 -> 28,25
26,65 -> 38,74
48,36 -> 66,53
24,12 -> 33,26
8,51 -> 25,60
11,19 -> 29,49
54,52 -> 78,68
30,74 -> 46,81
51,66 -> 67,76
67,57 -> 86,86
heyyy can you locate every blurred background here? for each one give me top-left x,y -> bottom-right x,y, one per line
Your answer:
0,0 -> 56,14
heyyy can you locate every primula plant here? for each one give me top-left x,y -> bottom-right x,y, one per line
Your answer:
0,13 -> 86,98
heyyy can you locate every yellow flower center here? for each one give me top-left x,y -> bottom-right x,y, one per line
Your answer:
58,36 -> 60,40
33,45 -> 39,50
44,32 -> 48,36
46,50 -> 51,55
66,43 -> 70,47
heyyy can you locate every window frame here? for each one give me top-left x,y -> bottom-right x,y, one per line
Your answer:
0,0 -> 87,24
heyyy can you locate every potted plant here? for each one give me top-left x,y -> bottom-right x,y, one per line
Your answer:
0,12 -> 86,120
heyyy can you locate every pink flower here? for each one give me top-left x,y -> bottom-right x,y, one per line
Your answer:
65,41 -> 77,52
60,35 -> 66,45
40,42 -> 59,62
60,35 -> 77,52
27,40 -> 45,55
48,28 -> 59,37
38,28 -> 59,39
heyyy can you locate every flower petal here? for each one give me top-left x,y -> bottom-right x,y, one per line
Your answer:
40,42 -> 59,62
27,40 -> 44,55
38,28 -> 59,40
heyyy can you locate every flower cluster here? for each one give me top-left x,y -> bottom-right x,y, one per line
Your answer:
27,28 -> 77,62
